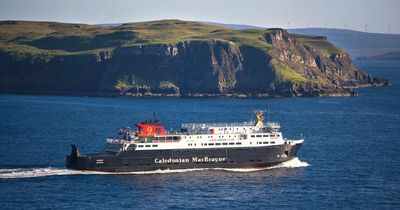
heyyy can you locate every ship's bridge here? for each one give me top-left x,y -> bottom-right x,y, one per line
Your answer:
265,122 -> 280,132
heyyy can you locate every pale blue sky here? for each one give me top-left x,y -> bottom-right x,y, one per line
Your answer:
0,0 -> 399,33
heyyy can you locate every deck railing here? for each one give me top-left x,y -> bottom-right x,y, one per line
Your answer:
181,121 -> 256,129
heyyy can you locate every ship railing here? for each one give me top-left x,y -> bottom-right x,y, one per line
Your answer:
266,122 -> 280,128
167,131 -> 182,135
106,138 -> 132,144
181,121 -> 256,129
130,139 -> 180,143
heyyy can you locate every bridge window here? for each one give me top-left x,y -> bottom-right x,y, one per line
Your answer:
236,142 -> 242,145
271,141 -> 275,144
263,135 -> 268,137
251,135 -> 255,138
138,145 -> 144,147
152,144 -> 158,147
229,142 -> 234,145
216,143 -> 221,145
145,145 -> 151,147
256,135 -> 262,138
209,143 -> 214,146
263,142 -> 268,144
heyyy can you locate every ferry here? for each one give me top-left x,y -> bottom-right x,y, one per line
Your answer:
66,111 -> 304,172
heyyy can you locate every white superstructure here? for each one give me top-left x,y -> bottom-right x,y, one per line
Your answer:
104,111 -> 303,153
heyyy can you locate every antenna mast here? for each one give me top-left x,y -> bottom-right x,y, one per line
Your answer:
153,112 -> 158,122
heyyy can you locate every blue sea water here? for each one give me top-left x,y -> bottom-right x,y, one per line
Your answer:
0,61 -> 399,209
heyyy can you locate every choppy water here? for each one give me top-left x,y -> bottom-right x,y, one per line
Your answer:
0,61 -> 399,209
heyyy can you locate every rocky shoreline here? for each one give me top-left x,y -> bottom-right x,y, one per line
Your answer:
0,77 -> 389,99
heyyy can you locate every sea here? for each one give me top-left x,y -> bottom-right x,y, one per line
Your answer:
0,61 -> 399,209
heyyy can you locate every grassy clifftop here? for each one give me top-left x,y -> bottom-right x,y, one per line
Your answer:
0,20 -> 339,55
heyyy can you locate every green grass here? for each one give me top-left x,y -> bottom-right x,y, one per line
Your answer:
272,61 -> 329,86
208,29 -> 272,48
272,62 -> 308,84
0,21 -> 125,55
294,34 -> 344,56
118,19 -> 229,44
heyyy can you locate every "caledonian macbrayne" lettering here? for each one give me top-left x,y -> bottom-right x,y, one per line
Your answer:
154,157 -> 227,164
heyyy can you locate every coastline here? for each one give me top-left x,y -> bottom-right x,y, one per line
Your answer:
0,82 -> 388,99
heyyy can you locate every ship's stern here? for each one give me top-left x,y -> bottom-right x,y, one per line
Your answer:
66,144 -> 97,170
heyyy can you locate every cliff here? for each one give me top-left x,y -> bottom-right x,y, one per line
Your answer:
0,20 -> 388,97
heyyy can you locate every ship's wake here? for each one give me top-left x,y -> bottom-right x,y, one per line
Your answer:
0,158 -> 309,179
218,157 -> 310,172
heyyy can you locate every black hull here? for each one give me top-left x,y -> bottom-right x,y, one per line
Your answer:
66,143 -> 302,172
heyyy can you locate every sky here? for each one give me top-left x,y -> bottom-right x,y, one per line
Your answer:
0,0 -> 399,34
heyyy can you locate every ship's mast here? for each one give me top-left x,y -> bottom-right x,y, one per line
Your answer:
255,110 -> 264,128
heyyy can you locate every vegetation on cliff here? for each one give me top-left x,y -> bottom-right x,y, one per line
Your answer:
0,20 -> 388,97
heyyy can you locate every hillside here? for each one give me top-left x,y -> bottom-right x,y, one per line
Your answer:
356,51 -> 400,61
289,28 -> 400,57
203,22 -> 400,58
0,20 -> 388,97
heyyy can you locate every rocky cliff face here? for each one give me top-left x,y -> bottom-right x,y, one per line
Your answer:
262,30 -> 387,96
100,40 -> 244,94
0,20 -> 388,97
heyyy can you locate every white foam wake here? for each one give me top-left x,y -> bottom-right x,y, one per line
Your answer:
0,158 -> 309,179
218,157 -> 310,172
0,167 -> 103,179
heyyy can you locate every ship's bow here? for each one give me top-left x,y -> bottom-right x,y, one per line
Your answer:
285,139 -> 303,158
